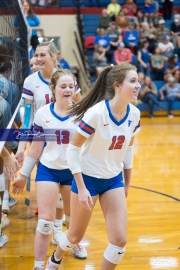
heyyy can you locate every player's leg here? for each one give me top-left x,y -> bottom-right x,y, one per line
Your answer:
34,181 -> 59,269
52,192 -> 64,245
45,191 -> 98,269
99,187 -> 127,270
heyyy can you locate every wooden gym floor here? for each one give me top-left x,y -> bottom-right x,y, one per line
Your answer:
1,116 -> 180,270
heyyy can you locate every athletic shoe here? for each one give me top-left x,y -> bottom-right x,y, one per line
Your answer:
0,234 -> 8,247
1,213 -> 9,229
168,113 -> 174,119
9,196 -> 17,207
2,199 -> 9,214
52,228 -> 62,245
45,256 -> 62,270
73,244 -> 88,259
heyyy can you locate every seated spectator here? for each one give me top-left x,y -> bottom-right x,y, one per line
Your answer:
170,14 -> 180,48
156,19 -> 170,43
139,76 -> 163,117
99,9 -> 111,30
151,47 -> 165,80
94,28 -> 112,63
159,76 -> 180,118
158,35 -> 174,59
124,22 -> 139,54
140,22 -> 157,53
57,51 -> 71,70
138,72 -> 145,86
107,0 -> 121,21
164,54 -> 180,81
114,42 -> 132,64
143,0 -> 155,24
137,10 -> 144,24
152,0 -> 159,12
115,9 -> 129,31
123,0 -> 137,23
92,45 -> 108,75
105,21 -> 122,50
138,40 -> 151,76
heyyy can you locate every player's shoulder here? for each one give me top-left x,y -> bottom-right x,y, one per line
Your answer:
24,71 -> 38,84
36,103 -> 51,115
86,100 -> 105,115
129,103 -> 140,118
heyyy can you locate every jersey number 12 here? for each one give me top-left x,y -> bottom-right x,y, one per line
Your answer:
109,135 -> 125,150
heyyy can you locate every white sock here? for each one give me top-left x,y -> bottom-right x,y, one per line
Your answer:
54,219 -> 63,228
34,261 -> 44,268
3,190 -> 9,200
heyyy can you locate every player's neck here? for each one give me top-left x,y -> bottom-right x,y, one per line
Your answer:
40,68 -> 56,82
54,101 -> 70,117
109,98 -> 128,121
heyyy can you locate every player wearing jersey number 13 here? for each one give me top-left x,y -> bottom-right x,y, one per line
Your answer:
12,69 -> 87,270
46,63 -> 141,269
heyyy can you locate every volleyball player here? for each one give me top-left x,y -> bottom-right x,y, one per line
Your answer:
45,63 -> 141,270
15,41 -> 81,243
12,69 -> 87,269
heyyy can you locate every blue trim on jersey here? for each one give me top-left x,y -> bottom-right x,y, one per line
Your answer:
34,122 -> 43,131
50,102 -> 71,121
22,88 -> 33,96
78,120 -> 95,135
133,120 -> 140,133
38,71 -> 49,85
105,100 -> 130,126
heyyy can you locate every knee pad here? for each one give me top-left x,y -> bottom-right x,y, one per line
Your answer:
56,193 -> 64,209
104,243 -> 125,264
65,215 -> 70,223
36,219 -> 54,235
0,174 -> 5,192
59,231 -> 75,251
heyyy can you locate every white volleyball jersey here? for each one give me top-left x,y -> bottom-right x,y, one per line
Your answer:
22,71 -> 81,115
33,102 -> 78,170
77,100 -> 140,179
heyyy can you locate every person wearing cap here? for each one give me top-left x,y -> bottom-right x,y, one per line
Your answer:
158,35 -> 174,59
105,21 -> 122,50
156,19 -> 170,43
170,14 -> 180,48
159,76 -> 180,118
114,42 -> 132,64
107,0 -> 121,21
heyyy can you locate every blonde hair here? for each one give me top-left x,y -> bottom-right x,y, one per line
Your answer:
37,41 -> 58,68
50,69 -> 75,100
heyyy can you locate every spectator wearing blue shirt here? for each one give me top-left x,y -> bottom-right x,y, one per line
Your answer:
143,0 -> 155,23
138,40 -> 151,76
22,0 -> 41,51
124,22 -> 139,54
57,51 -> 71,70
94,28 -> 113,63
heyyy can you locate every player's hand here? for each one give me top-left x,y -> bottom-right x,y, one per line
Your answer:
3,155 -> 20,181
15,151 -> 24,167
12,175 -> 27,195
78,188 -> 93,211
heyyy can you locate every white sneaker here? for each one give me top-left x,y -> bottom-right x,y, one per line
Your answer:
168,114 -> 174,119
45,256 -> 62,270
1,213 -> 10,229
72,244 -> 88,259
9,196 -> 17,207
2,199 -> 9,214
0,234 -> 8,247
52,227 -> 62,245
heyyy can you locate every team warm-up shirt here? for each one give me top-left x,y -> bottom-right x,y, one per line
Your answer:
22,70 -> 81,114
33,102 -> 78,170
77,100 -> 140,179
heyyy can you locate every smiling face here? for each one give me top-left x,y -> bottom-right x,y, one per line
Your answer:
34,46 -> 56,71
53,75 -> 75,103
118,70 -> 141,101
30,57 -> 38,73
22,1 -> 30,13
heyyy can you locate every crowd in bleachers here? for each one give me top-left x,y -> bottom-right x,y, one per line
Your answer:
84,0 -> 180,117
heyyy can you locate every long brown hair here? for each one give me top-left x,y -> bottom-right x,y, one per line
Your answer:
22,0 -> 34,19
71,63 -> 137,122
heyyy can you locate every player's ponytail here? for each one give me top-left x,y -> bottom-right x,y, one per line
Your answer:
71,63 -> 137,122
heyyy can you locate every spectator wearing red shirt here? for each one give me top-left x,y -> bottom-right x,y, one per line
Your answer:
114,42 -> 132,64
123,0 -> 138,23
